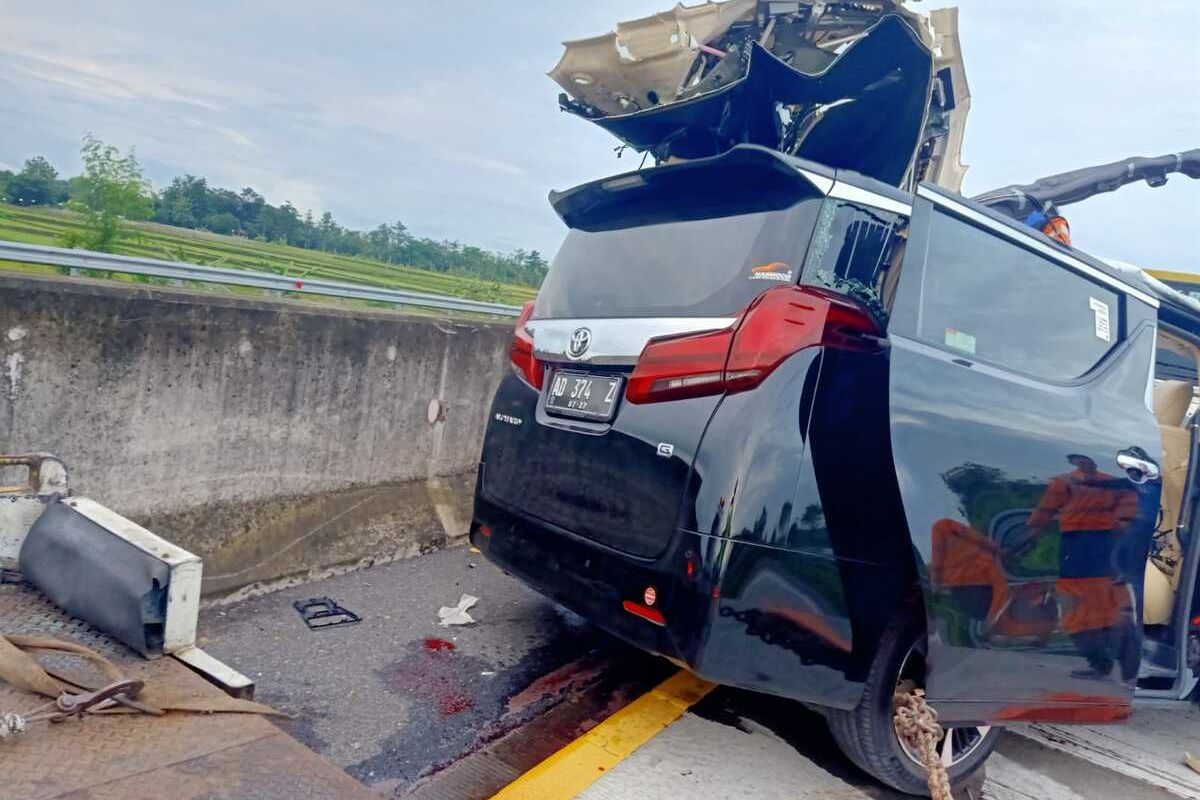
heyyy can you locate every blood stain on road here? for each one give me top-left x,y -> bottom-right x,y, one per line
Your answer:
438,693 -> 474,715
382,638 -> 478,717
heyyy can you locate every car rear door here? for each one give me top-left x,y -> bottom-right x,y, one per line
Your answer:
886,187 -> 1162,724
481,149 -> 831,560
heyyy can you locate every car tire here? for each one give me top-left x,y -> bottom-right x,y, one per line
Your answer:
826,610 -> 998,796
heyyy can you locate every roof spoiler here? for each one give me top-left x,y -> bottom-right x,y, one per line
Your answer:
549,144 -> 833,231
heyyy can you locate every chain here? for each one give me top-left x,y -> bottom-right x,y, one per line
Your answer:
893,682 -> 954,800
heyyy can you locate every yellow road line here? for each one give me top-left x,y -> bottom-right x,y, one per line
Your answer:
489,670 -> 716,800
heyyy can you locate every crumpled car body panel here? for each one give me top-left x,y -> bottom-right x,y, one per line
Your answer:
551,0 -> 969,192
549,0 -> 757,117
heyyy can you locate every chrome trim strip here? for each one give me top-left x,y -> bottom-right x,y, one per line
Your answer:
829,181 -> 913,216
795,168 -> 834,195
528,317 -> 736,365
916,185 -> 1159,308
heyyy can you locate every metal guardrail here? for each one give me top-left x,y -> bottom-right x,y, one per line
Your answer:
0,240 -> 523,317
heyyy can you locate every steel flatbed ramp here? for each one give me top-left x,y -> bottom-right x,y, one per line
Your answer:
1,582 -> 378,800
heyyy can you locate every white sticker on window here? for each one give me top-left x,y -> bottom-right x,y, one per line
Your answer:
1089,297 -> 1111,342
945,327 -> 977,355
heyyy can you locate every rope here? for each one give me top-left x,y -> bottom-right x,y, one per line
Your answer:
893,683 -> 954,800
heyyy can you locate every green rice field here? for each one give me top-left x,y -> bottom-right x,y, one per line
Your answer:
0,205 -> 538,310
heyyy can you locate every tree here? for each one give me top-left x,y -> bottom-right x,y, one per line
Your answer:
236,187 -> 265,235
157,180 -> 197,228
317,211 -> 339,250
7,156 -> 69,206
203,212 -> 240,235
366,223 -> 391,260
21,156 -> 58,182
156,176 -> 204,227
1,142 -> 547,286
64,134 -> 153,252
261,201 -> 301,243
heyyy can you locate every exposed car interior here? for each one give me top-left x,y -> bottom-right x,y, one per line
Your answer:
1144,329 -> 1200,689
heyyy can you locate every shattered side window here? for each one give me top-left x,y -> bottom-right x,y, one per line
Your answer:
800,200 -> 908,327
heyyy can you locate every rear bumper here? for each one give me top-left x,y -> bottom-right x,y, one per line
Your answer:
472,488 -> 866,711
471,491 -> 713,667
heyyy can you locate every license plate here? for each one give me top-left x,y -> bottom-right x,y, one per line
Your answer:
545,370 -> 623,422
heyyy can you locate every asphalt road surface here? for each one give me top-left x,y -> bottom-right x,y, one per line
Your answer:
199,546 -> 1182,800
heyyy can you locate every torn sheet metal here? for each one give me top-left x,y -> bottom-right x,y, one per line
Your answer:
549,0 -> 757,117
551,0 -> 971,191
922,7 -> 969,190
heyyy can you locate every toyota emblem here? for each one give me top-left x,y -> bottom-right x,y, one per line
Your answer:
567,327 -> 592,360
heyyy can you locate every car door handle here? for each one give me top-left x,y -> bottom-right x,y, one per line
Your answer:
1117,450 -> 1160,484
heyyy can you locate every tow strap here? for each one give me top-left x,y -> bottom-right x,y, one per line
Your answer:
0,633 -> 282,739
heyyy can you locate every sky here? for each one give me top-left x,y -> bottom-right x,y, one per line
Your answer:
1,1 -> 1197,269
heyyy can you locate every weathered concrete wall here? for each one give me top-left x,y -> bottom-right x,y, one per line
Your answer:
0,273 -> 512,596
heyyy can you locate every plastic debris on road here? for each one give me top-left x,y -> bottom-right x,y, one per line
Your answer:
438,594 -> 479,627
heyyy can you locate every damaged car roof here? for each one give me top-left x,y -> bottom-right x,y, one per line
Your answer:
550,0 -> 970,192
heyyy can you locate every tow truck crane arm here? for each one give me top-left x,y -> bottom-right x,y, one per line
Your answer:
974,149 -> 1200,233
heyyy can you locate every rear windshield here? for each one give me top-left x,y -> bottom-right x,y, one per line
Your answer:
534,200 -> 824,319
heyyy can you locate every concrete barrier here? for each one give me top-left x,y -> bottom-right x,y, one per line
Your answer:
0,273 -> 512,597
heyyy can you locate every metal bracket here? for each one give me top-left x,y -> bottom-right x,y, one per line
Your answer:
0,454 -> 69,497
293,597 -> 361,630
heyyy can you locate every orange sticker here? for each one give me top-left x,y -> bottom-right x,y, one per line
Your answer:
749,262 -> 793,282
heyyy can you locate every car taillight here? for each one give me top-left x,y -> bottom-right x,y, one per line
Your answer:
625,325 -> 733,404
626,285 -> 882,404
510,301 -> 544,389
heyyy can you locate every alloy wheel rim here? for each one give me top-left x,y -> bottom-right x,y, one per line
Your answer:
893,639 -> 992,770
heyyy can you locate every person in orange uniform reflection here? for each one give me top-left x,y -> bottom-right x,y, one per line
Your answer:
1027,455 -> 1138,679
930,518 -> 1008,631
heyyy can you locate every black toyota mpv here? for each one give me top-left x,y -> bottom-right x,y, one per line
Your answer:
471,145 -> 1200,794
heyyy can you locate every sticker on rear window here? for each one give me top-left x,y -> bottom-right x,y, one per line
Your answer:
1089,297 -> 1111,342
944,327 -> 976,355
749,262 -> 794,282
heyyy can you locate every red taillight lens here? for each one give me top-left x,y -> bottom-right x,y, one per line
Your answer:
510,301 -> 544,389
626,285 -> 882,404
625,326 -> 734,404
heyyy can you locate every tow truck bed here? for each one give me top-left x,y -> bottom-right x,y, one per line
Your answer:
1,580 -> 377,800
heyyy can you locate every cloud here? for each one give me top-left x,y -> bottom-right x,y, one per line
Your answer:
435,149 -> 524,177
0,0 -> 1194,264
179,119 -> 256,151
312,84 -> 528,177
0,43 -> 231,112
233,169 -> 325,216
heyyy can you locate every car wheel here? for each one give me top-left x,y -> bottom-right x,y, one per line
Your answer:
827,610 -> 998,796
